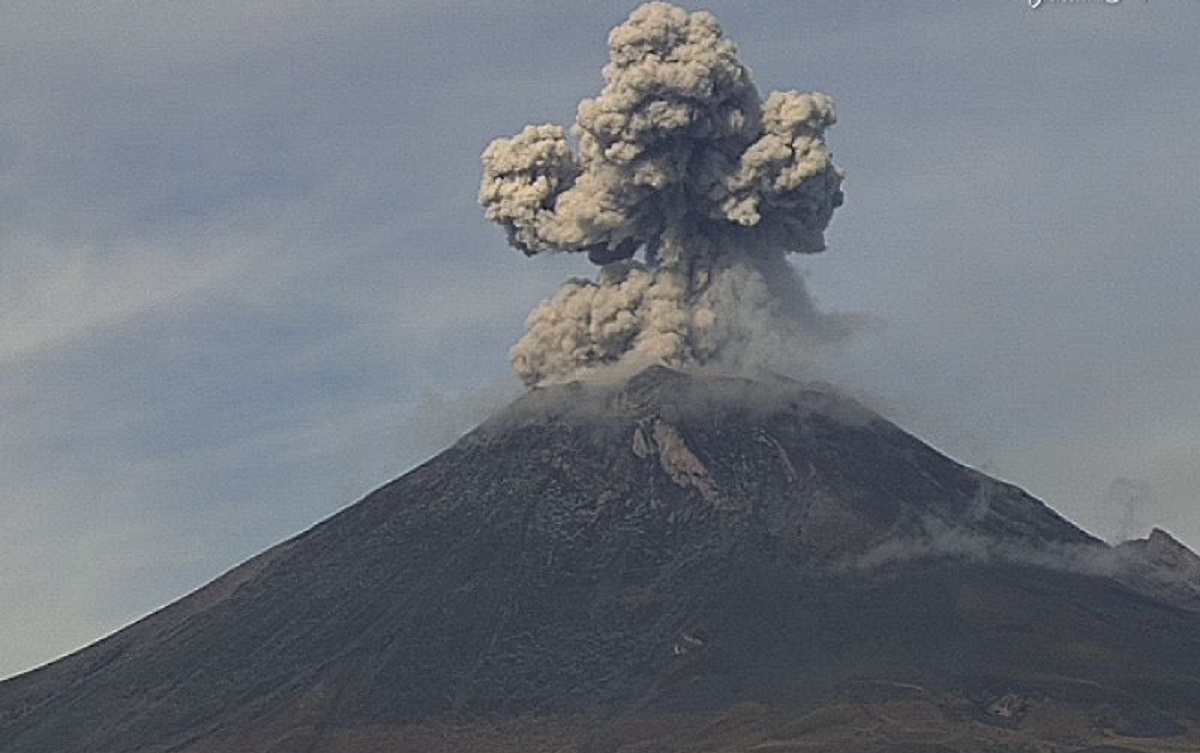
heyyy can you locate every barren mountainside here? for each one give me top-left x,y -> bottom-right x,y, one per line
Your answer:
2,366 -> 1199,753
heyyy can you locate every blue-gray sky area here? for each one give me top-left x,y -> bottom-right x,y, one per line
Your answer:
2,1 -> 1197,680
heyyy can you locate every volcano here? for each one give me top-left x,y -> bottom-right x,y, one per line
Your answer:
3,366 -> 1199,753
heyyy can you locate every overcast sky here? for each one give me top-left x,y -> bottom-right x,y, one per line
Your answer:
2,0 -> 1197,680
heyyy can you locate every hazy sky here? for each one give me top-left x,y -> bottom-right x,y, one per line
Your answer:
2,0 -> 1197,680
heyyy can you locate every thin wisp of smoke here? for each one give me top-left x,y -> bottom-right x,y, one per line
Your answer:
481,2 -> 847,386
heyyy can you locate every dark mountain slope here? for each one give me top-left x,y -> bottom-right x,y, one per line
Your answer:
2,366 -> 1198,753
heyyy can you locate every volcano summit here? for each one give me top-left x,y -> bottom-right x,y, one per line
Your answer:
2,366 -> 1199,753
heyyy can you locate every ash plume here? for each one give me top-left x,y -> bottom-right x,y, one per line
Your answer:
481,2 -> 847,386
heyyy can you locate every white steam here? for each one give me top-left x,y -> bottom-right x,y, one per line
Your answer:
481,2 -> 847,386
1098,477 -> 1155,544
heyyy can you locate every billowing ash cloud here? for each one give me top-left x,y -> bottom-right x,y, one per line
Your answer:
481,2 -> 847,386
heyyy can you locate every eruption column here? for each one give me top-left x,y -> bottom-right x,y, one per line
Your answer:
481,2 -> 846,386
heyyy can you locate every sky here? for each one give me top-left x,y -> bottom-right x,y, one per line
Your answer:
1,0 -> 1197,680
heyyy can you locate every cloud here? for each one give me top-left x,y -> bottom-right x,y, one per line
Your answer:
0,238 -> 248,363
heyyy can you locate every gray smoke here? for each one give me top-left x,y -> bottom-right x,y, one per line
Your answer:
481,2 -> 847,386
